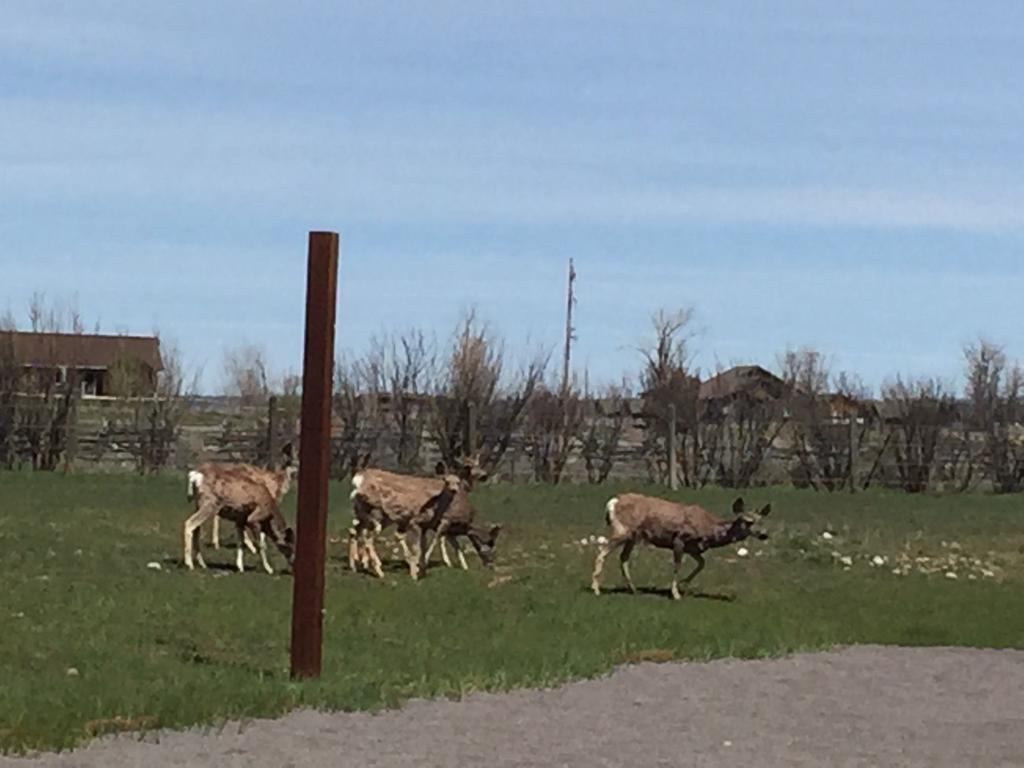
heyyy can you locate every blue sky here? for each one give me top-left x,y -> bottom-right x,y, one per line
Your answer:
2,1 -> 1022,393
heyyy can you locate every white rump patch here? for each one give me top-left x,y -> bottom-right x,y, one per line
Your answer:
606,497 -> 619,520
352,473 -> 364,490
188,470 -> 204,498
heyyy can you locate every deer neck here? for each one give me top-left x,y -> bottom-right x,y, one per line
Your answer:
707,520 -> 747,549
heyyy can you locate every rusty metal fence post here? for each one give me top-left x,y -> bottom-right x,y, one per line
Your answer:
290,232 -> 339,680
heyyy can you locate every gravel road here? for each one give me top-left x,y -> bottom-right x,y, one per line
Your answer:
5,646 -> 1024,767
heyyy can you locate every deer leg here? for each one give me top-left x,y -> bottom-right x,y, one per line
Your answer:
211,515 -> 221,549
402,526 -> 424,580
424,521 -> 449,565
619,540 -> 636,593
363,528 -> 385,578
347,526 -> 361,571
681,552 -> 706,590
243,528 -> 258,555
591,536 -> 628,596
670,545 -> 684,601
450,536 -> 469,571
673,549 -> 705,600
183,503 -> 216,570
439,535 -> 454,568
256,524 -> 274,575
235,522 -> 247,573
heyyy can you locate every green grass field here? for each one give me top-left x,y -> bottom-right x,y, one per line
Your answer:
2,472 -> 1024,754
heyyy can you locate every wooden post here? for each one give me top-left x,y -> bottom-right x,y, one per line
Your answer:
668,403 -> 678,491
561,258 -> 576,398
290,232 -> 339,681
267,395 -> 279,469
63,389 -> 79,475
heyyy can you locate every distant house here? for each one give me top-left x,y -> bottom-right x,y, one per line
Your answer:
0,331 -> 163,397
698,365 -> 787,403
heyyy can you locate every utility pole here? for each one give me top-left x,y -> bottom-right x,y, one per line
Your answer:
561,258 -> 577,397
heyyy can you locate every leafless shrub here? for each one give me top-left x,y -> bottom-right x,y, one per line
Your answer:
881,377 -> 956,493
432,310 -> 547,474
780,348 -> 876,492
331,356 -> 381,478
6,294 -> 87,470
580,383 -> 630,484
222,344 -> 269,404
524,380 -> 584,484
963,339 -> 1024,492
638,309 -> 700,484
357,330 -> 437,473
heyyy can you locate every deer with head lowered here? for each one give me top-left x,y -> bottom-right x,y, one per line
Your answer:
183,445 -> 297,574
421,459 -> 501,571
591,493 -> 770,600
347,456 -> 498,579
186,444 -> 298,553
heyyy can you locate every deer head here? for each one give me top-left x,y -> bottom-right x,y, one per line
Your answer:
730,497 -> 771,542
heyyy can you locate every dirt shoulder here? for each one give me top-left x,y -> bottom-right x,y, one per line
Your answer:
5,646 -> 1024,767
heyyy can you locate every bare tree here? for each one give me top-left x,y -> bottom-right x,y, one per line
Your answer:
133,338 -> 194,474
9,293 -> 87,470
580,383 -> 630,484
637,309 -> 700,484
222,344 -> 270,404
963,340 -> 1024,492
432,310 -> 547,474
524,379 -> 584,484
357,330 -> 437,473
331,356 -> 382,478
881,377 -> 956,493
780,348 -> 875,492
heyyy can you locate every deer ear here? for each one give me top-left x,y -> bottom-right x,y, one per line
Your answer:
732,497 -> 745,516
759,503 -> 772,517
435,462 -> 446,476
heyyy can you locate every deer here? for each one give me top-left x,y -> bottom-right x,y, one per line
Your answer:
348,468 -> 466,580
421,461 -> 501,570
187,445 -> 298,553
591,493 -> 771,601
183,463 -> 296,575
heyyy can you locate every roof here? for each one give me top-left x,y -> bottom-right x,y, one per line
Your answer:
698,365 -> 786,401
0,331 -> 163,372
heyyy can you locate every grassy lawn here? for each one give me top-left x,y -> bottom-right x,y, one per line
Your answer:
2,472 -> 1024,754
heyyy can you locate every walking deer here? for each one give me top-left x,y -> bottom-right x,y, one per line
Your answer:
591,494 -> 770,600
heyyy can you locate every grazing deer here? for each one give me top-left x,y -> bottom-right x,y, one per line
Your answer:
422,461 -> 501,570
187,445 -> 298,551
348,468 -> 466,580
183,464 -> 296,575
591,494 -> 770,600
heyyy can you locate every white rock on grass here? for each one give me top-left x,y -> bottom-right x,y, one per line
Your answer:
945,572 -> 958,580
737,548 -> 750,558
146,562 -> 163,572
839,556 -> 854,567
821,532 -> 834,541
871,555 -> 886,567
597,536 -> 608,546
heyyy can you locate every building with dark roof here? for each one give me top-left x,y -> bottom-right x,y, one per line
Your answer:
0,331 -> 163,396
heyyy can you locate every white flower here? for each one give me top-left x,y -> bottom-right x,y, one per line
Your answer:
66,667 -> 80,677
737,548 -> 750,558
146,562 -> 163,572
839,556 -> 854,567
821,532 -> 834,541
945,572 -> 958,580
